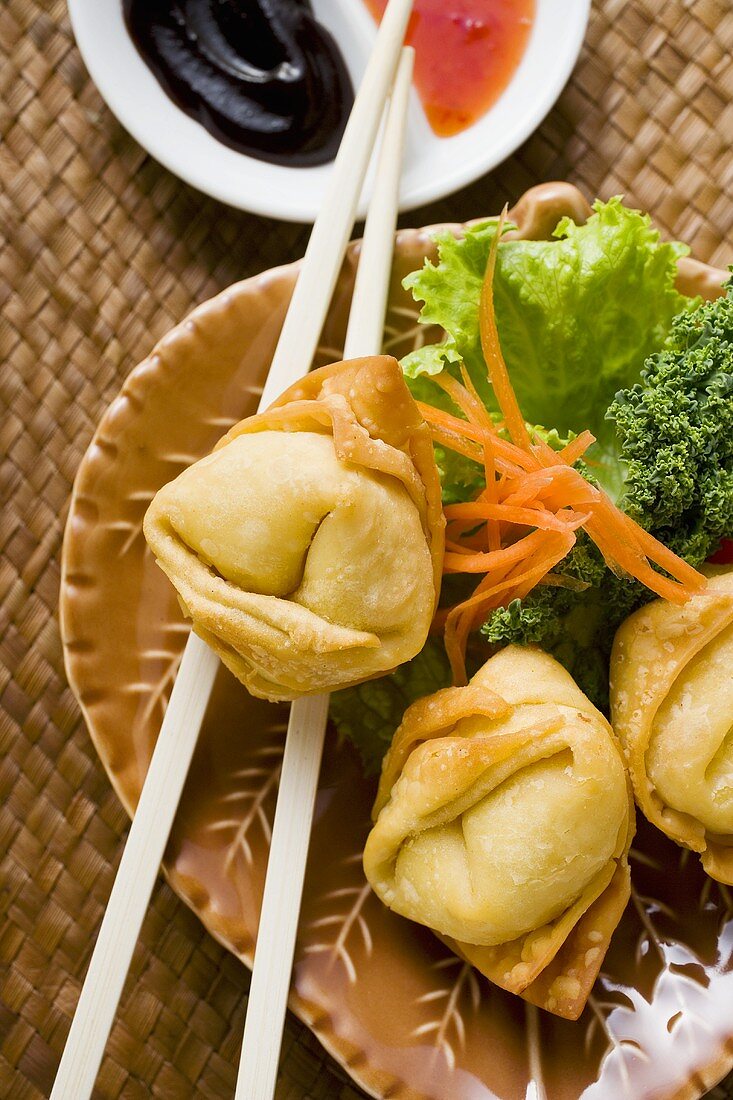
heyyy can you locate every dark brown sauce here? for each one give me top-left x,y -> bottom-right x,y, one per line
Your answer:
123,0 -> 354,167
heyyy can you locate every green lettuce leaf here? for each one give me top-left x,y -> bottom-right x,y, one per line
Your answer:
403,197 -> 694,498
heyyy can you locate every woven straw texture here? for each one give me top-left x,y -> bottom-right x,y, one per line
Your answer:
1,1 -> 732,1097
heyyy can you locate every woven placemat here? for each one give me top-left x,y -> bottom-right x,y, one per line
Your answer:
1,1 -> 732,1097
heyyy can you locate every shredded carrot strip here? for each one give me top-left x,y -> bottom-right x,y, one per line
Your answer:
445,502 -> 569,532
417,401 -> 534,474
558,430 -> 595,466
445,539 -> 481,555
422,421 -> 484,464
483,438 -> 500,554
603,502 -> 705,590
584,502 -> 705,604
431,371 -> 487,428
417,400 -> 487,443
443,529 -> 564,574
459,365 -> 494,429
478,207 -> 532,450
501,467 -> 597,511
446,537 -> 559,673
445,531 -> 574,682
455,366 -> 502,552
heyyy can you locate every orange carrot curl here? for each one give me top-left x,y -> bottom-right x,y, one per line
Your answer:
420,207 -> 706,685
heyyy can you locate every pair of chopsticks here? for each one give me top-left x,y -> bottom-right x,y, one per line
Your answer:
51,2 -> 415,1096
236,52 -> 414,1097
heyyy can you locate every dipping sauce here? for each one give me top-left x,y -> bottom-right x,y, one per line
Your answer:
363,0 -> 535,136
123,0 -> 354,167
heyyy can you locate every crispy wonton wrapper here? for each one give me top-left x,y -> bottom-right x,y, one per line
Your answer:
611,566 -> 733,883
364,646 -> 635,1020
144,356 -> 444,701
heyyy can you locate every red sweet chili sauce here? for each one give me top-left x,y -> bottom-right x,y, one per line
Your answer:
364,0 -> 535,137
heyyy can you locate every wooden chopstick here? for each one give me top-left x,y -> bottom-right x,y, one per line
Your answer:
233,46 -> 415,1100
50,4 -> 414,1096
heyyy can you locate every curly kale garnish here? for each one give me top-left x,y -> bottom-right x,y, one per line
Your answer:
608,284 -> 733,564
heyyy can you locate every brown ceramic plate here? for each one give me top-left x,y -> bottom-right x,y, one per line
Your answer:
61,183 -> 733,1100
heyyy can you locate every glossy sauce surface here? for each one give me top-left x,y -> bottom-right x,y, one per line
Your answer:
364,0 -> 535,136
123,0 -> 354,166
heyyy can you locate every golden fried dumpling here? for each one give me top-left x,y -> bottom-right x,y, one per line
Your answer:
144,356 -> 444,701
364,646 -> 634,1019
611,566 -> 733,883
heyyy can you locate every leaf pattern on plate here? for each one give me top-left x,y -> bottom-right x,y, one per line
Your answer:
206,728 -> 285,873
382,303 -> 423,356
700,877 -> 733,919
303,852 -> 374,984
107,490 -> 154,557
202,413 -> 240,430
412,954 -> 482,1071
316,342 -> 346,364
130,620 -> 189,728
